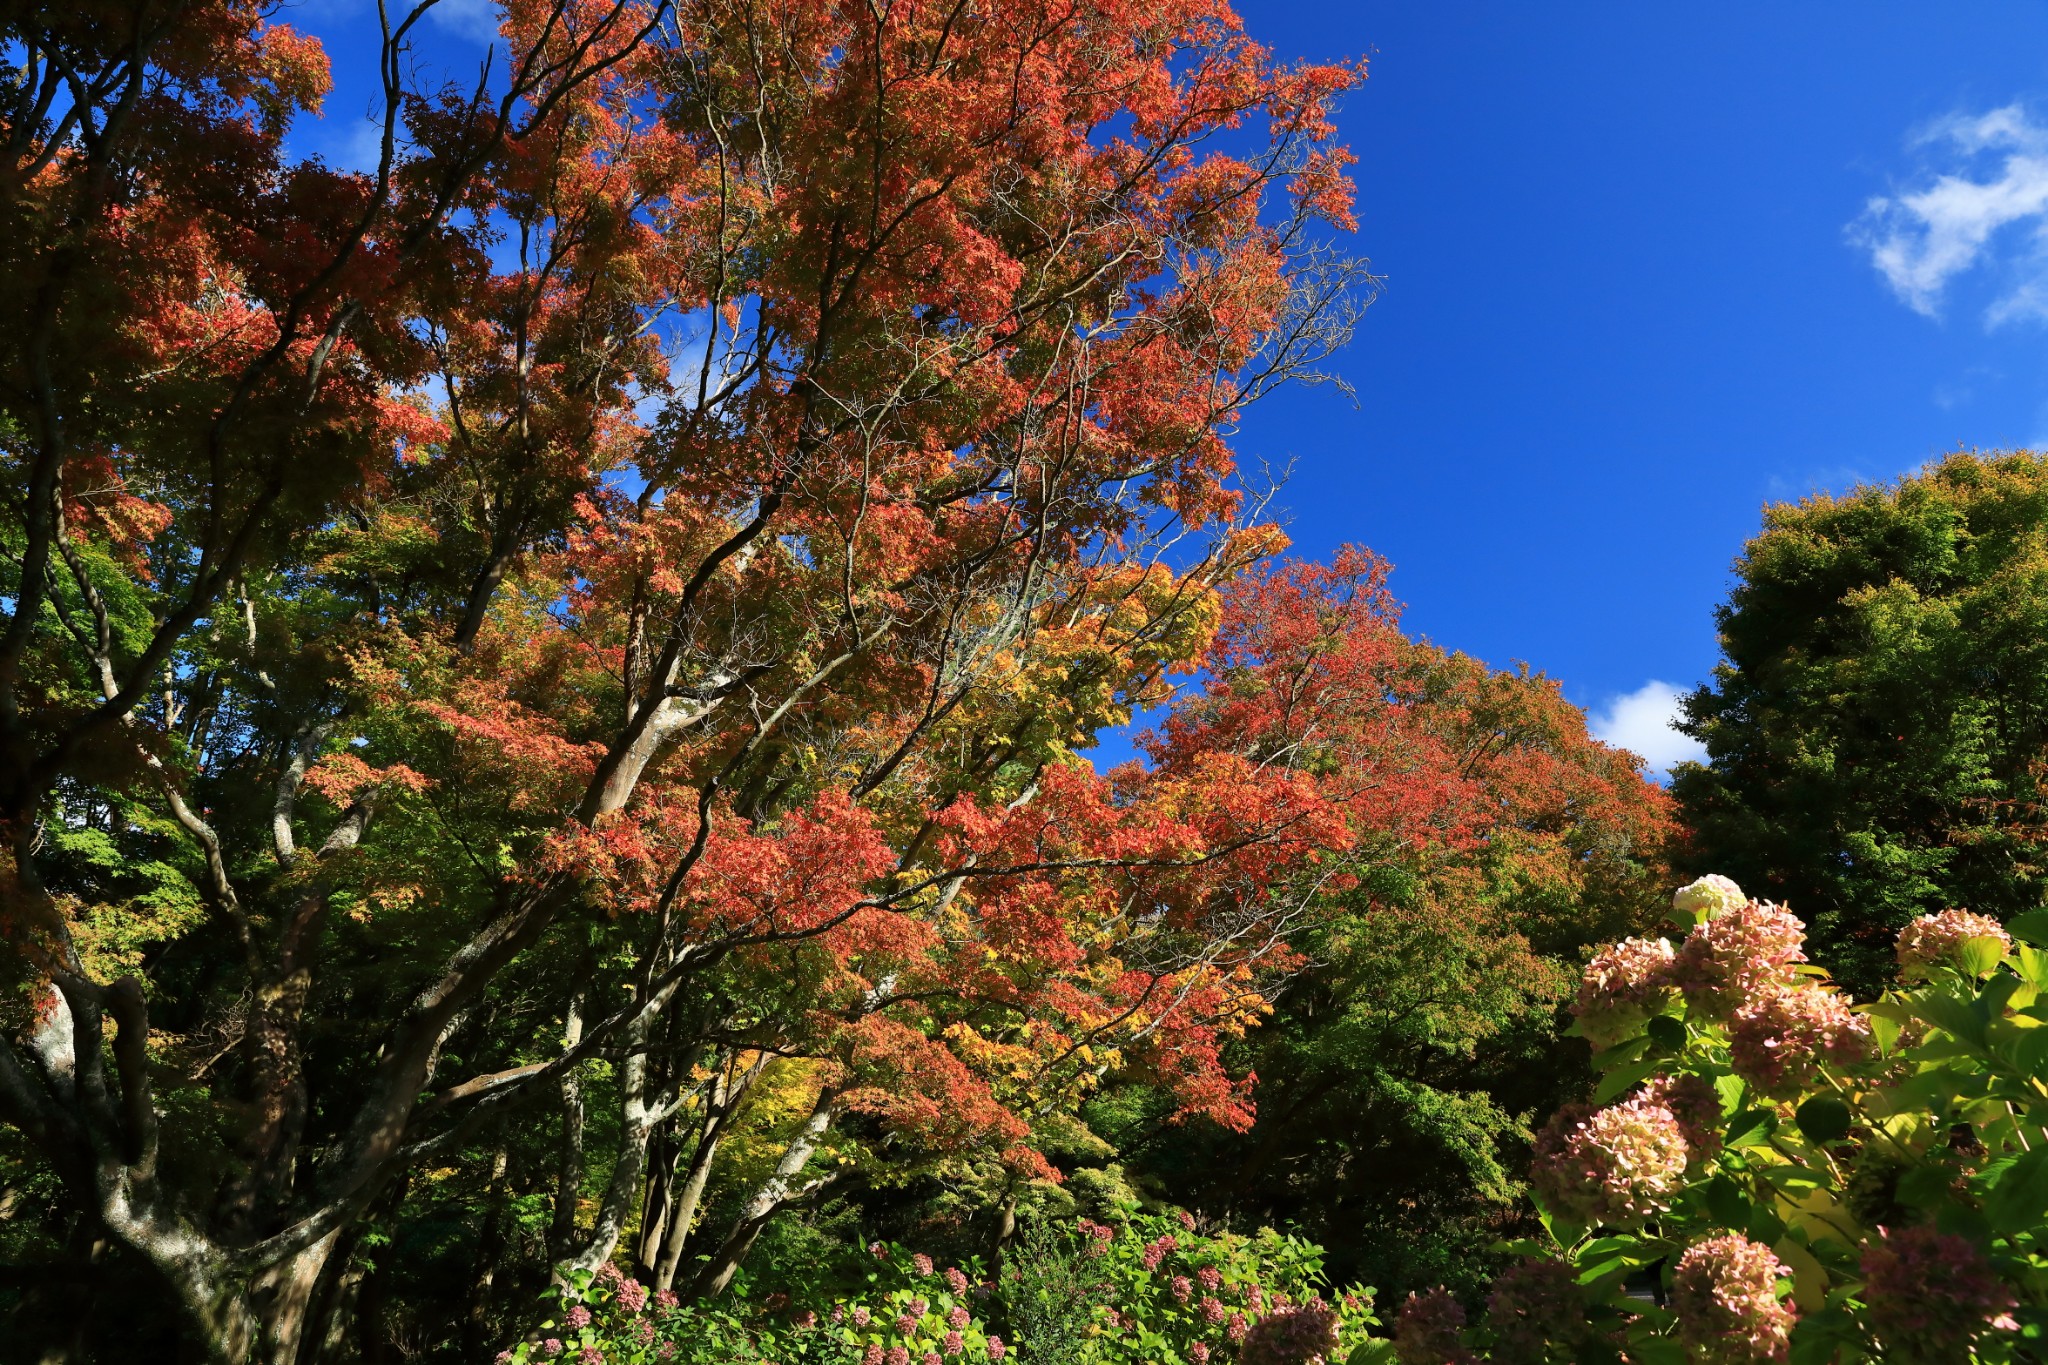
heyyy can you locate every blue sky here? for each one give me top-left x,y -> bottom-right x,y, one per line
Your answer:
285,1 -> 2048,774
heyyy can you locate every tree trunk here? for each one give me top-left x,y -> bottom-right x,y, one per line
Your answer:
651,1053 -> 765,1294
549,984 -> 589,1258
684,1089 -> 841,1301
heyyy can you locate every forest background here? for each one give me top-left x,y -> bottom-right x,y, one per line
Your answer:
7,3 -> 2048,1364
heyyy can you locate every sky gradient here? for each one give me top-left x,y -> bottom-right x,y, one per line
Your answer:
286,1 -> 2048,773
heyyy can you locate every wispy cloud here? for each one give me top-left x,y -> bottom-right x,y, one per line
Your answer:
428,0 -> 504,45
1849,104 -> 2048,324
1590,680 -> 1706,781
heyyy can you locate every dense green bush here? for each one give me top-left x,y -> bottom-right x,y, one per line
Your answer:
502,1216 -> 1381,1364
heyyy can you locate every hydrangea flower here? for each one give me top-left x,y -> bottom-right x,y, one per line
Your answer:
1483,1259 -> 1586,1365
1391,1288 -> 1473,1365
885,1348 -> 909,1365
1673,874 -> 1748,921
895,1314 -> 918,1337
948,1306 -> 969,1329
616,1279 -> 648,1314
1641,1072 -> 1724,1161
1241,1300 -> 1342,1365
1671,899 -> 1807,1020
1897,910 -> 2012,982
1728,983 -> 1871,1099
852,1307 -> 871,1328
1573,936 -> 1678,1048
945,1267 -> 969,1294
942,1331 -> 964,1357
1199,1265 -> 1221,1292
1861,1225 -> 2020,1363
1227,1312 -> 1250,1343
1179,1210 -> 1197,1230
913,1253 -> 935,1276
1530,1096 -> 1690,1226
1200,1295 -> 1227,1324
1189,1344 -> 1210,1363
984,1336 -> 1005,1361
1172,1275 -> 1193,1302
862,1346 -> 883,1365
1671,1235 -> 1795,1364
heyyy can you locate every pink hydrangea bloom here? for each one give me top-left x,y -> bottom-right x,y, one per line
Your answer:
792,1311 -> 816,1330
985,1338 -> 1005,1362
1172,1275 -> 1193,1302
909,1298 -> 928,1319
862,1347 -> 883,1365
1391,1288 -> 1474,1365
1897,910 -> 2011,981
637,1319 -> 657,1344
852,1307 -> 871,1328
871,1241 -> 890,1259
1861,1225 -> 2019,1361
1671,1234 -> 1795,1364
617,1279 -> 648,1314
542,1341 -> 562,1358
1573,936 -> 1677,1048
945,1267 -> 969,1294
1242,1300 -> 1343,1365
886,1349 -> 909,1365
1201,1295 -> 1227,1324
1226,1313 -> 1249,1343
1728,984 -> 1871,1099
1189,1344 -> 1210,1363
913,1253 -> 935,1277
896,1315 -> 918,1337
659,1345 -> 675,1361
832,1305 -> 846,1325
1198,1266 -> 1221,1292
943,1333 -> 964,1359
1530,1096 -> 1690,1226
497,1353 -> 514,1364
578,1349 -> 605,1365
1179,1210 -> 1197,1230
1641,1072 -> 1724,1161
565,1306 -> 592,1330
1484,1260 -> 1586,1365
1672,899 -> 1807,1020
1674,874 -> 1748,922
654,1290 -> 679,1311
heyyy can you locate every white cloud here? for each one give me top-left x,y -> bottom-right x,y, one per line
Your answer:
1849,104 -> 2048,323
1590,680 -> 1707,780
429,0 -> 504,45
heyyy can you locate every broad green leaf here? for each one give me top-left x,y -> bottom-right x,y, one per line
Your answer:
1795,1096 -> 1853,1144
1726,1108 -> 1776,1148
2007,909 -> 2048,948
1985,1144 -> 2048,1234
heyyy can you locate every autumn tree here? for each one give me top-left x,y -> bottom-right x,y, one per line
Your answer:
0,0 -> 1373,1359
1090,550 -> 1675,1301
1673,451 -> 2048,994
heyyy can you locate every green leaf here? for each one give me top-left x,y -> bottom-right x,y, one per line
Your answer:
1345,1343 -> 1396,1365
1623,1338 -> 1686,1365
1703,1174 -> 1752,1228
1726,1108 -> 1776,1148
2007,909 -> 2048,948
1645,1015 -> 1687,1050
1595,1058 -> 1662,1104
1795,1096 -> 1853,1144
1986,1144 -> 2048,1234
1962,935 -> 2011,977
1910,992 -> 1989,1048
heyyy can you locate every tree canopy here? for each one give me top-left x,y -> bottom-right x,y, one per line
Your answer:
1673,451 -> 2048,993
